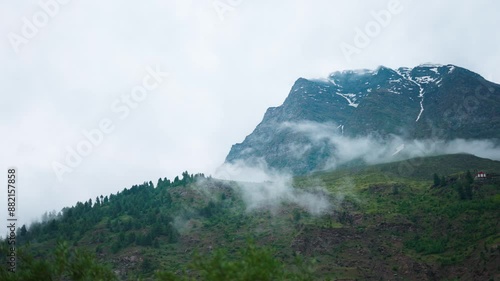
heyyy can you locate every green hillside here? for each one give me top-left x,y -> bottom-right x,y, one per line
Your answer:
314,153 -> 500,182
2,154 -> 499,280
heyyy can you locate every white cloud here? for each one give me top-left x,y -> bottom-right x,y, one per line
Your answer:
281,121 -> 500,171
215,159 -> 331,215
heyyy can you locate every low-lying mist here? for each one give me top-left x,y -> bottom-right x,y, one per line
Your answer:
216,121 -> 500,215
280,121 -> 500,168
216,158 -> 331,215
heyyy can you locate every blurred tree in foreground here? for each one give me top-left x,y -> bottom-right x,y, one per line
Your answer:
156,242 -> 314,281
0,241 -> 116,281
1,240 -> 313,281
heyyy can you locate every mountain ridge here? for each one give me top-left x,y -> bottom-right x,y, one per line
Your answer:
225,64 -> 500,174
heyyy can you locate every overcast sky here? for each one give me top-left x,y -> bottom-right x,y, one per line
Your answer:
1,0 -> 499,226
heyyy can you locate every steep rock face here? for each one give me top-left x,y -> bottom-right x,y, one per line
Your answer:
225,64 -> 500,174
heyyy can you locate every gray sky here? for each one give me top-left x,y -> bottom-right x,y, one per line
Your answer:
1,0 -> 499,226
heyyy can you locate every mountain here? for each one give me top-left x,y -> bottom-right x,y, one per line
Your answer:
3,154 -> 500,280
225,64 -> 500,174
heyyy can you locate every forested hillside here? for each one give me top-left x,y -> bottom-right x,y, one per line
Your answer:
2,154 -> 499,280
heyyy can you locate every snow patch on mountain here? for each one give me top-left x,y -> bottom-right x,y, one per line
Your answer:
336,124 -> 345,135
429,67 -> 439,75
415,76 -> 438,84
448,65 -> 455,74
335,92 -> 359,108
316,64 -> 455,120
394,68 -> 425,122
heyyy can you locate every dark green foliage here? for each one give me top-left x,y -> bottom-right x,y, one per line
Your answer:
392,184 -> 400,195
199,201 -> 223,218
0,241 -> 116,280
336,210 -> 354,225
456,182 -> 466,200
156,242 -> 313,281
19,225 -> 27,237
8,157 -> 500,279
466,170 -> 474,184
464,181 -> 473,200
405,235 -> 448,254
433,173 -> 440,187
293,209 -> 301,223
19,172 -> 196,247
440,176 -> 446,187
141,256 -> 155,274
451,172 -> 475,200
401,178 -> 497,260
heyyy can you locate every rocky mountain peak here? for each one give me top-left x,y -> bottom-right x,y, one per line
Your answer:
225,64 -> 499,174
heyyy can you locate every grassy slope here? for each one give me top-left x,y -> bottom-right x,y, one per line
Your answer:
10,154 -> 500,280
294,153 -> 500,280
